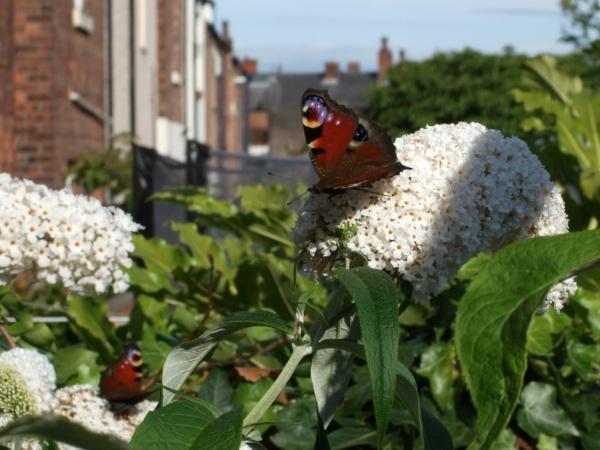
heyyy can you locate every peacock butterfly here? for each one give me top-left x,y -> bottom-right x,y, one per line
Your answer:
100,344 -> 155,404
302,88 -> 409,193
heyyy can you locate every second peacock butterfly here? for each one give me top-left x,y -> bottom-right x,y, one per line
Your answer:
100,344 -> 155,404
302,88 -> 409,193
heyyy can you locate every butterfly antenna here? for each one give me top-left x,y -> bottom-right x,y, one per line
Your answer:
266,171 -> 297,182
287,189 -> 310,207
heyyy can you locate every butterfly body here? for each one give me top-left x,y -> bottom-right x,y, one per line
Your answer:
302,88 -> 409,193
100,344 -> 152,404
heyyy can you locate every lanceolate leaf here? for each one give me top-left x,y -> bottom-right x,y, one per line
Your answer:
336,268 -> 399,449
0,415 -> 131,450
162,311 -> 292,404
455,230 -> 600,449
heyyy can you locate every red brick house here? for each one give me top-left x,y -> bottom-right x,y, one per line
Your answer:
0,0 -> 249,188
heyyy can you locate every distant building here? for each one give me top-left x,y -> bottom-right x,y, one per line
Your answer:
0,0 -> 249,188
247,37 -> 400,156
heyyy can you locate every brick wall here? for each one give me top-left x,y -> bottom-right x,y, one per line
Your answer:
0,0 -> 105,187
158,0 -> 183,122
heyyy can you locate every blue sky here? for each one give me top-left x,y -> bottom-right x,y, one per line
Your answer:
215,0 -> 572,73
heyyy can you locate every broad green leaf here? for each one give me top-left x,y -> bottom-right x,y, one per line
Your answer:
270,398 -> 317,450
198,368 -> 234,413
336,267 -> 399,448
162,311 -> 291,404
67,295 -> 119,360
516,382 -> 579,438
233,378 -> 274,419
537,434 -> 558,450
526,310 -> 571,356
54,345 -> 100,385
140,323 -> 172,373
327,427 -> 377,449
489,429 -> 517,450
0,415 -> 130,450
566,341 -> 600,382
22,323 -> 54,347
455,230 -> 600,448
131,400 -> 216,450
311,317 -> 356,428
127,265 -> 177,294
191,409 -> 242,450
523,56 -> 582,106
566,392 -> 600,430
421,408 -> 454,450
416,342 -> 455,412
132,235 -> 190,274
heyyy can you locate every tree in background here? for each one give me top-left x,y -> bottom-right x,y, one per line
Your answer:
368,49 -> 529,138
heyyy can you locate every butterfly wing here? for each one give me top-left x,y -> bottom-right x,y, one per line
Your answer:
100,344 -> 147,403
301,89 -> 408,192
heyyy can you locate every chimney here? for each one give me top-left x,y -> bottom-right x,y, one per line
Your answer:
323,61 -> 339,83
222,20 -> 232,49
347,61 -> 360,74
399,49 -> 406,65
378,37 -> 392,82
242,58 -> 258,78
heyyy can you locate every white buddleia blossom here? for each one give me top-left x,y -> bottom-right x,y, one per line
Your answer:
0,174 -> 142,294
54,385 -> 156,449
0,348 -> 56,414
294,123 -> 577,310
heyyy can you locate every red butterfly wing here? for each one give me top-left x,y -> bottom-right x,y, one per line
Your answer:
301,89 -> 408,193
100,344 -> 148,403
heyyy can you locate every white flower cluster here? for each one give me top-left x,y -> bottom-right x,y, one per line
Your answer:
54,385 -> 155,449
294,123 -> 577,309
0,347 -> 56,415
0,348 -> 156,449
0,173 -> 142,294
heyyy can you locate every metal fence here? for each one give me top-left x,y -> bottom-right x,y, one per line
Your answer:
133,143 -> 315,240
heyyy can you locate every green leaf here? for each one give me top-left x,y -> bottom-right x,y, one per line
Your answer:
421,408 -> 454,450
489,429 -> 517,450
537,434 -> 558,450
455,230 -> 600,448
54,345 -> 100,385
526,310 -> 571,356
67,295 -> 119,360
191,409 -> 242,450
269,398 -> 317,450
162,311 -> 292,404
516,382 -> 579,438
0,415 -> 130,450
311,318 -> 356,428
127,265 -> 177,294
416,342 -> 455,412
132,235 -> 190,274
566,341 -> 600,382
131,399 -> 217,450
327,427 -> 377,449
336,267 -> 399,448
198,368 -> 234,413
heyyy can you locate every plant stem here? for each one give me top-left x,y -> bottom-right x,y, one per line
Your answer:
0,324 -> 16,348
242,343 -> 311,427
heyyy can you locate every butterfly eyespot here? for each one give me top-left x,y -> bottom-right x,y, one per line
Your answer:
352,124 -> 368,142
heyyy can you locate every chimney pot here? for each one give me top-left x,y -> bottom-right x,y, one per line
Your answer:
347,61 -> 360,74
378,36 -> 392,82
324,61 -> 339,80
242,58 -> 258,77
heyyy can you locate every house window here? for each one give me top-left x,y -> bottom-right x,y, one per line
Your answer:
72,0 -> 94,34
